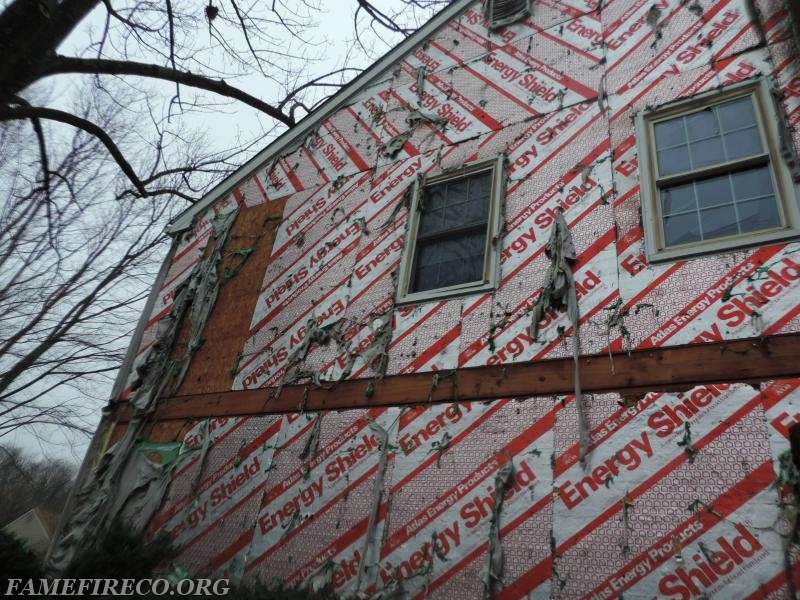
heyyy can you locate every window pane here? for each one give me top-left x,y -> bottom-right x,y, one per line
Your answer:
718,96 -> 757,131
466,196 -> 489,225
411,232 -> 486,292
657,146 -> 691,176
695,174 -> 733,209
664,212 -> 701,246
413,240 -> 445,293
654,119 -> 686,149
685,108 -> 719,141
413,264 -> 439,292
723,127 -> 762,160
418,207 -> 444,235
731,166 -> 773,201
738,197 -> 781,233
445,200 -> 470,228
700,205 -> 739,239
418,171 -> 491,237
447,178 -> 469,205
468,171 -> 492,219
469,171 -> 492,205
448,201 -> 485,229
689,137 -> 725,169
660,183 -> 696,215
427,183 -> 446,211
436,235 -> 485,287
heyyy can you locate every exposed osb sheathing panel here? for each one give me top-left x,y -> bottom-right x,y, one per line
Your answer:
170,198 -> 287,396
102,0 -> 800,596
116,196 -> 240,402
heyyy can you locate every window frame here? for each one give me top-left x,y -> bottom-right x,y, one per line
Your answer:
396,155 -> 505,305
636,78 -> 800,263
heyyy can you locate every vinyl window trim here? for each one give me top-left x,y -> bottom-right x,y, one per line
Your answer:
396,155 -> 505,305
636,78 -> 800,263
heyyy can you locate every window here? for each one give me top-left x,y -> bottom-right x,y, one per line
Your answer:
484,0 -> 531,30
396,156 -> 504,304
636,79 -> 800,262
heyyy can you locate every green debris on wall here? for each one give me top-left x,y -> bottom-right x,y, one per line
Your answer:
677,422 -> 698,463
299,414 -> 323,460
136,440 -> 182,466
381,109 -> 448,158
428,432 -> 452,468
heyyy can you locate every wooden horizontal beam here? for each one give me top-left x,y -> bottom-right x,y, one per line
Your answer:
112,333 -> 800,423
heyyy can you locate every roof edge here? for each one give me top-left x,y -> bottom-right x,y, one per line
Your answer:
166,0 -> 475,235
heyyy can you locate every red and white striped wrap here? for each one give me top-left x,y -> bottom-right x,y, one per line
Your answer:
155,386 -> 800,596
136,0 -> 800,595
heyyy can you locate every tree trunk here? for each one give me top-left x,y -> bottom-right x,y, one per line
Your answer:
0,0 -> 99,101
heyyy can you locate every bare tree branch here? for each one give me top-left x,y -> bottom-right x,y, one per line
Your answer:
231,0 -> 267,77
278,67 -> 362,112
38,55 -> 295,126
356,0 -> 416,35
0,104 -> 196,202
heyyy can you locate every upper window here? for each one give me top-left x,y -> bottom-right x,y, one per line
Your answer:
396,156 -> 504,304
636,79 -> 800,262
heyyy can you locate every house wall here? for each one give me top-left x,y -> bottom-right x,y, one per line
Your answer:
116,0 -> 800,597
4,509 -> 55,557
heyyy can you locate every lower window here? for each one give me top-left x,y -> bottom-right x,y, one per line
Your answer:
636,79 -> 800,262
396,156 -> 504,303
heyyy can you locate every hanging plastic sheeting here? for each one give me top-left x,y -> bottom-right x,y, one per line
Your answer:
168,209 -> 239,395
482,459 -> 514,599
355,418 -> 391,592
48,208 -> 239,573
530,209 -> 590,469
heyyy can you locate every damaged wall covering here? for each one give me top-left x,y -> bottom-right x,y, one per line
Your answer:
69,0 -> 800,597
